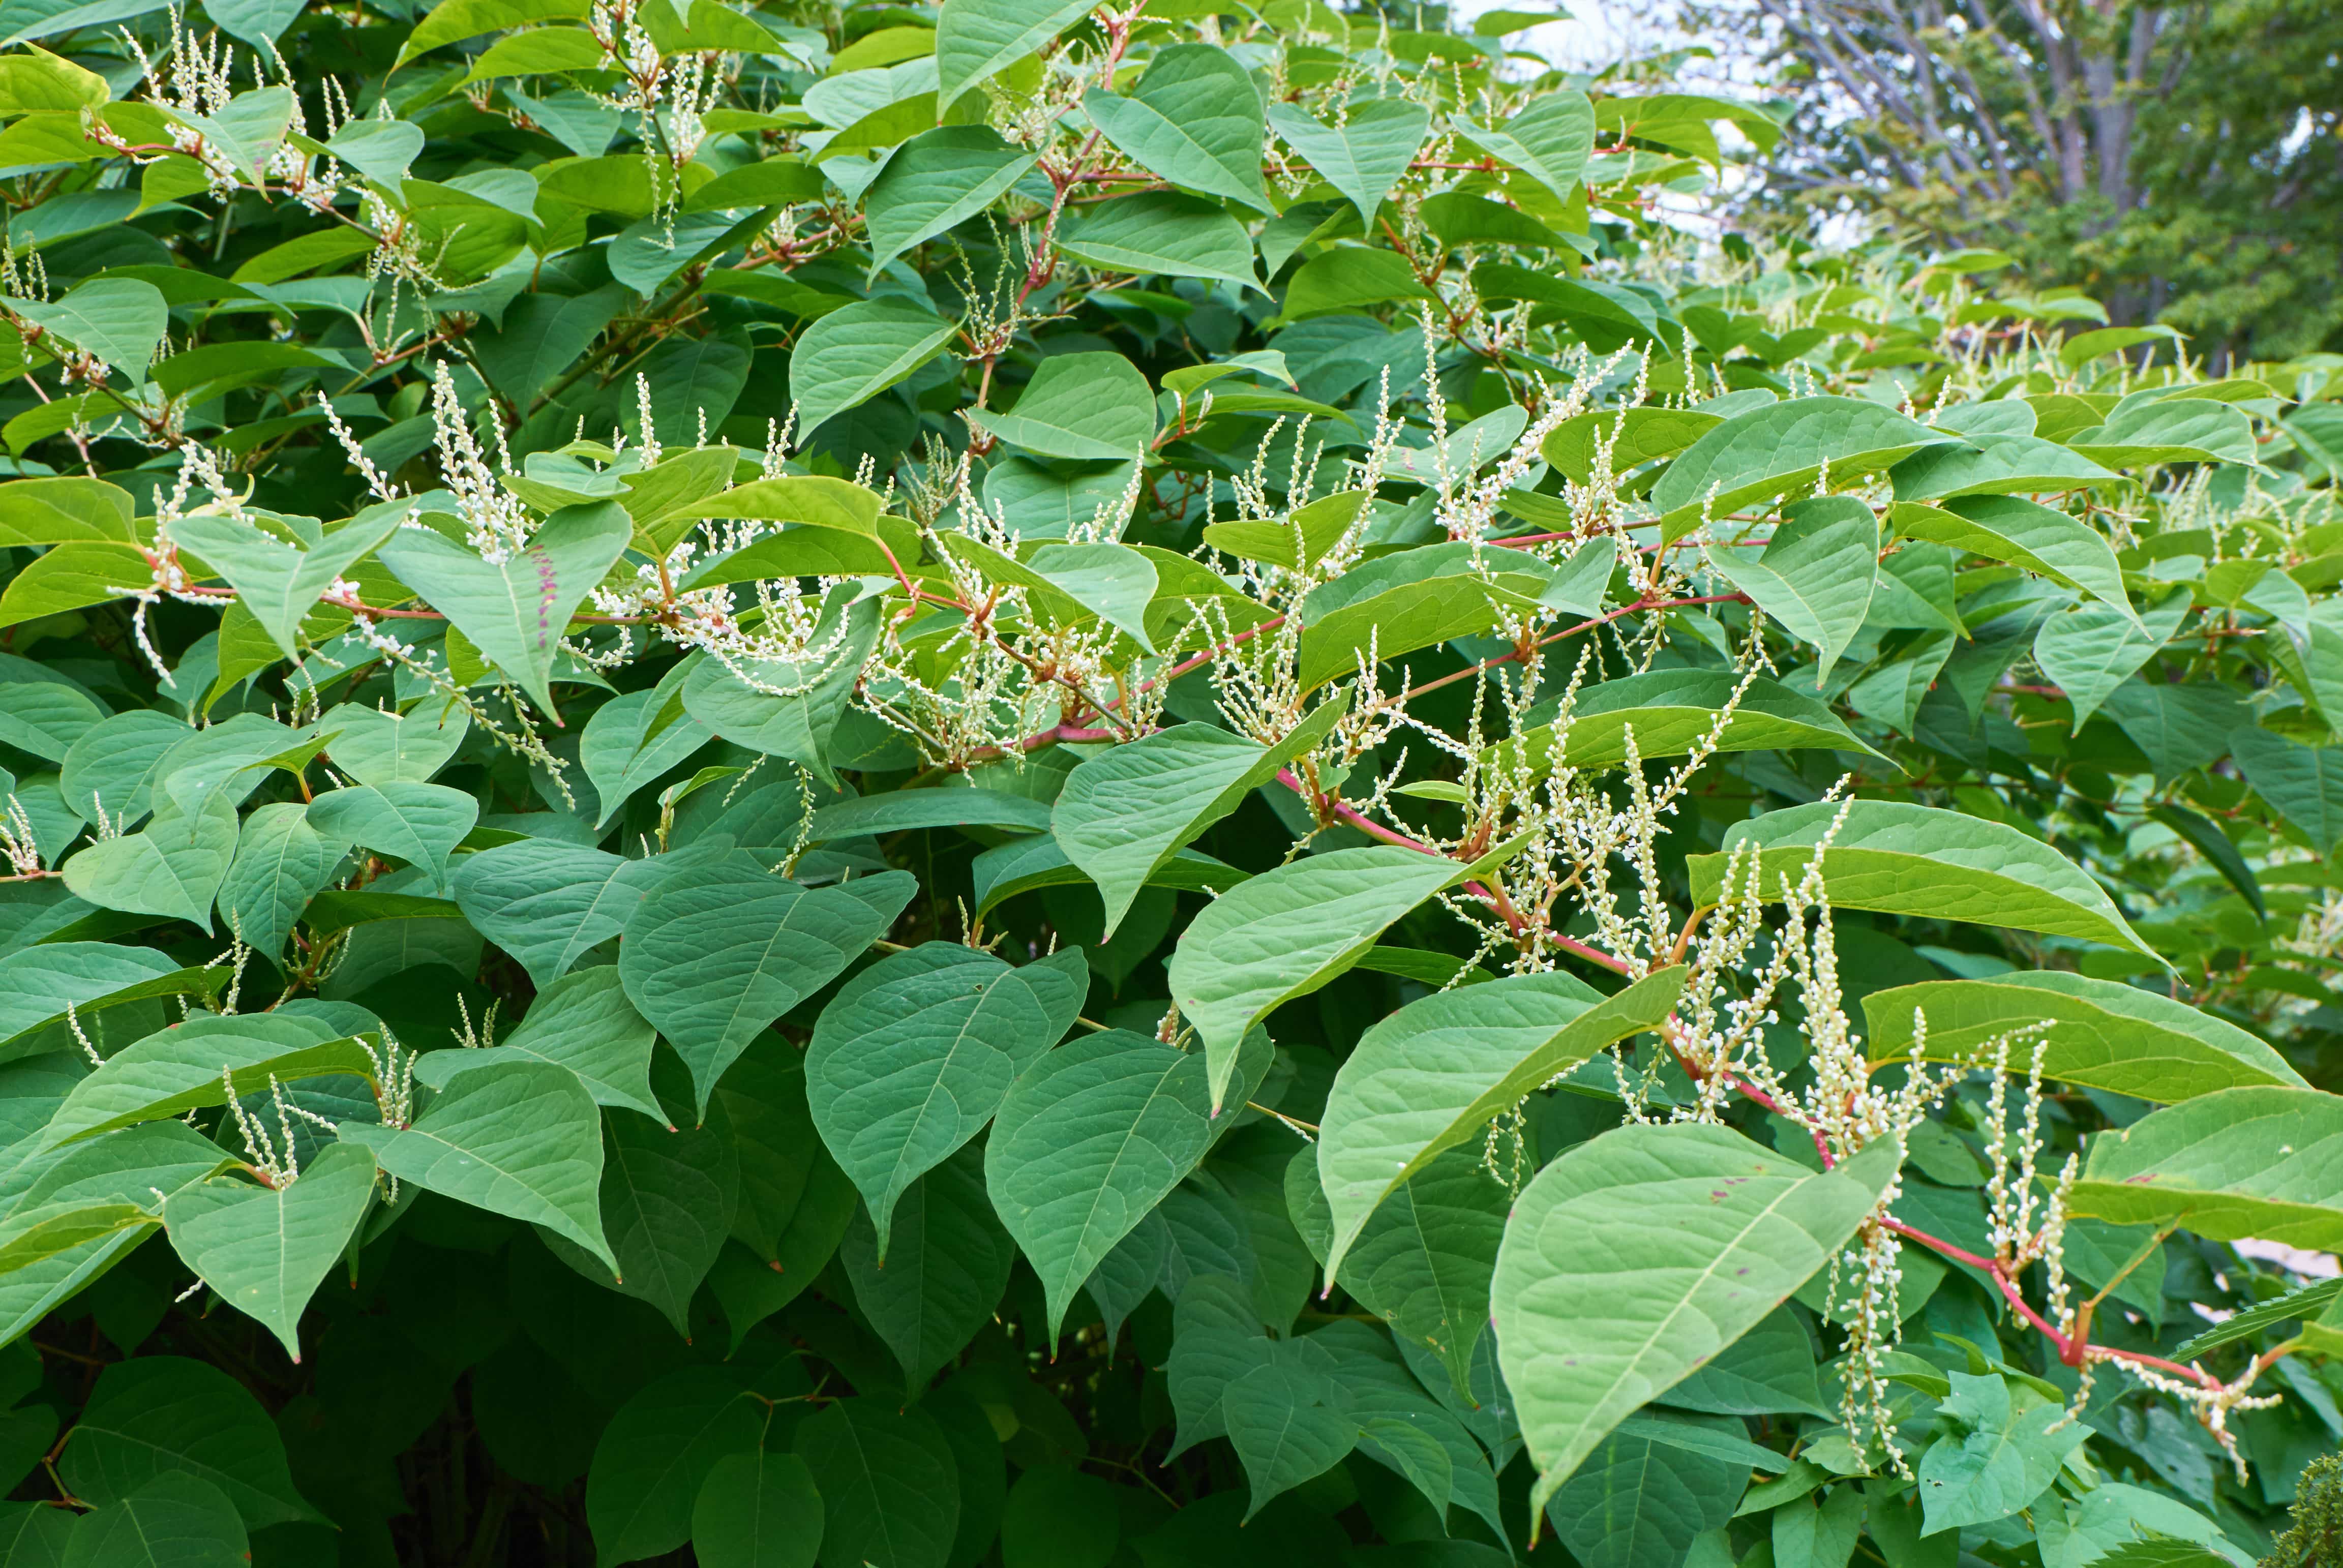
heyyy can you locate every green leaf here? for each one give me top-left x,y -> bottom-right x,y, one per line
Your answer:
1277,247 -> 1434,320
1861,972 -> 2304,1102
1894,495 -> 2134,623
1050,698 -> 1347,936
61,787 -> 239,931
0,1202 -> 156,1278
841,1140 -> 1014,1384
865,126 -> 1038,278
449,839 -> 664,989
789,296 -> 959,438
970,832 -> 1246,917
1289,1141 -> 1505,1395
805,788 -> 1051,841
42,1012 -> 370,1150
0,943 -> 220,1057
304,780 -> 478,889
341,1060 -> 615,1272
1492,670 -> 1880,778
585,1367 -> 762,1566
2033,589 -> 2187,730
316,700 -> 470,786
375,501 -> 633,716
0,679 -> 100,761
1660,1309 -> 1830,1418
1493,1126 -> 1897,1512
58,1355 -> 317,1527
580,676 -> 714,831
692,1451 -> 824,1568
929,0 -> 1079,104
160,1141 -> 377,1362
0,540 -> 155,628
1686,801 -> 2160,962
1082,45 -> 1270,212
2066,1085 -> 2343,1250
964,351 -> 1156,461
2072,397 -> 2258,467
680,589 -> 883,786
165,510 -> 402,659
985,1029 -> 1217,1340
1317,968 -> 1686,1281
552,1096 -> 740,1335
1267,98 -> 1429,230
1543,406 -> 1722,484
12,278 -> 167,384
216,802 -> 341,961
1457,87 -> 1594,204
1651,397 -> 1949,544
794,1398 -> 961,1568
1167,846 -> 1477,1113
1293,550 -> 1549,691
1704,495 -> 1878,680
1057,191 -> 1264,294
1222,1361 -> 1358,1520
56,1472 -> 248,1568
1890,433 -> 2119,501
620,857 -> 915,1116
1916,1371 -> 2085,1534
809,942 -> 1086,1253
1540,1424 -> 1745,1563
2232,726 -> 2343,854
414,964 -> 664,1121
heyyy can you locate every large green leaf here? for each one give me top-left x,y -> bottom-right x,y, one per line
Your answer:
1492,1124 -> 1898,1511
165,510 -> 402,659
1894,494 -> 2134,622
1915,1371 -> 2086,1535
2065,1085 -> 2343,1249
61,787 -> 240,930
341,1059 -> 615,1272
13,278 -> 167,384
1050,698 -> 1346,936
933,0 -> 1093,107
1861,971 -> 2304,1102
1316,968 -> 1685,1280
41,1013 -> 370,1149
1456,89 -> 1595,204
619,858 -> 915,1115
2032,591 -> 2186,730
304,780 -> 477,890
449,838 -> 664,989
1222,1361 -> 1358,1521
865,127 -> 1037,278
579,666 -> 713,829
692,1451 -> 824,1568
794,1398 -> 960,1568
840,1140 -> 1014,1384
550,1096 -> 739,1335
1686,800 -> 2159,961
0,942 -> 221,1058
216,802 -> 341,961
788,297 -> 959,438
159,1140 -> 377,1361
984,1029 -> 1217,1340
1651,397 -> 1949,543
1082,45 -> 1270,212
1703,495 -> 1877,680
315,700 -> 470,786
585,1367 -> 762,1566
808,942 -> 1086,1254
1167,846 -> 1477,1113
57,1356 -> 317,1527
1492,670 -> 1878,777
964,351 -> 1156,461
1057,191 -> 1263,293
53,1471 -> 249,1568
1287,1141 -> 1505,1395
2231,726 -> 2343,855
374,500 -> 633,716
1267,99 -> 1430,230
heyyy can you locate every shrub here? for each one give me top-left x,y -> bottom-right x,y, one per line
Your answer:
0,1 -> 2334,1564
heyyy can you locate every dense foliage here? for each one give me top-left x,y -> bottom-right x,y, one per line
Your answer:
0,0 -> 2335,1565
